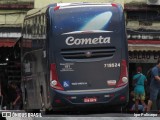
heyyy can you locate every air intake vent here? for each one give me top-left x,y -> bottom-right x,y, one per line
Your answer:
61,47 -> 116,61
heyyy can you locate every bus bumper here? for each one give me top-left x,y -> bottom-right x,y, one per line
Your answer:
50,85 -> 129,111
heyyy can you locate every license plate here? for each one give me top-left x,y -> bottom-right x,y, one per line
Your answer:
84,97 -> 97,103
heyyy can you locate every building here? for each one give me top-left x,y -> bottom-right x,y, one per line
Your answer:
0,0 -> 34,63
0,0 -> 34,47
124,0 -> 160,82
0,0 -> 34,91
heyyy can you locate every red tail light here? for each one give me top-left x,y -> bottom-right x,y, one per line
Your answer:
50,64 -> 64,90
116,60 -> 128,88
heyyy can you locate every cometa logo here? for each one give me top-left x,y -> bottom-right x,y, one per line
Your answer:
65,36 -> 110,46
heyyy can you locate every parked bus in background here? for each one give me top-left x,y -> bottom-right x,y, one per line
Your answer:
21,3 -> 128,112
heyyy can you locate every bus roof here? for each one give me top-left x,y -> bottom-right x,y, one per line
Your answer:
54,3 -> 122,10
25,2 -> 122,19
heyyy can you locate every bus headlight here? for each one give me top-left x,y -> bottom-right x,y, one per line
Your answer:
122,77 -> 128,83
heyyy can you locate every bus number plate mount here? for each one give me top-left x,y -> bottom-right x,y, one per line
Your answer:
84,97 -> 97,103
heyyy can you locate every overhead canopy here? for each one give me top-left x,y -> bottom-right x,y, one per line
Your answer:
128,40 -> 160,51
0,39 -> 16,47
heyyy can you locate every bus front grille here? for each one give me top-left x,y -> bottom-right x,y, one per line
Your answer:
61,47 -> 116,60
